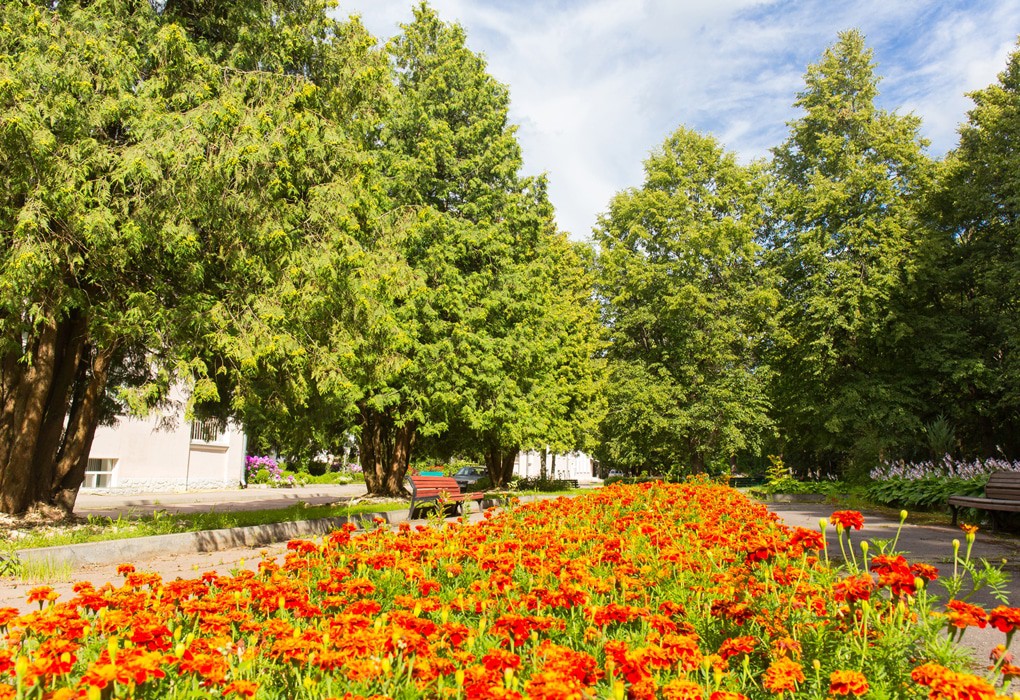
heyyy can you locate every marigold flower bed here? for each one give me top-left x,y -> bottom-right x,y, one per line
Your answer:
0,481 -> 1016,699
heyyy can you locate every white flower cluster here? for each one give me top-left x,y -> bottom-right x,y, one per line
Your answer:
871,456 -> 1020,481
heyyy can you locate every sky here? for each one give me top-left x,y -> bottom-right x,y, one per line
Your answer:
333,0 -> 1020,241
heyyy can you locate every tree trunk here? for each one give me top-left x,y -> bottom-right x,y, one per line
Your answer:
539,449 -> 547,481
52,345 -> 115,512
357,404 -> 414,497
0,320 -> 60,514
484,440 -> 519,488
0,310 -> 119,515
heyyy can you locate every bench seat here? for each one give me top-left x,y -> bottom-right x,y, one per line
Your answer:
406,475 -> 484,519
948,471 -> 1020,528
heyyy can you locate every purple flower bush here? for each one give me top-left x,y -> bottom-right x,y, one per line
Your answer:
245,455 -> 285,486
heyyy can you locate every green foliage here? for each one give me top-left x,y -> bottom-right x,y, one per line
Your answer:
765,30 -> 935,475
919,41 -> 1020,458
511,476 -> 578,492
866,475 -> 988,511
594,127 -> 776,474
0,0 -> 394,512
762,455 -> 808,493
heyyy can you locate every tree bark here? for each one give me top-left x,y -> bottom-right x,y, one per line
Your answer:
0,309 -> 120,515
357,404 -> 414,497
484,440 -> 519,487
0,320 -> 60,514
30,314 -> 87,504
52,345 -> 115,512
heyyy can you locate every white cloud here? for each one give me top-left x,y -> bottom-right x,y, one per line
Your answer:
336,0 -> 1020,240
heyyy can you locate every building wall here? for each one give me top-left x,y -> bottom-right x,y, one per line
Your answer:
86,409 -> 246,493
514,450 -> 598,483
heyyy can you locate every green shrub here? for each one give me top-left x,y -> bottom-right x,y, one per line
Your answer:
865,475 -> 988,511
512,476 -> 575,492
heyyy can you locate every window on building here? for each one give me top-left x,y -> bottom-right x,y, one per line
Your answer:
84,458 -> 116,488
190,418 -> 223,443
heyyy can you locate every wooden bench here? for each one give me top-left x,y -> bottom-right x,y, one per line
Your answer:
948,471 -> 1020,529
406,475 -> 484,519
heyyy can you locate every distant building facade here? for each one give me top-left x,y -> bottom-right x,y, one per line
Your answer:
85,404 -> 246,493
514,450 -> 598,483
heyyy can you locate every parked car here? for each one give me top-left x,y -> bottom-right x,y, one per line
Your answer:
607,470 -> 624,478
453,465 -> 488,490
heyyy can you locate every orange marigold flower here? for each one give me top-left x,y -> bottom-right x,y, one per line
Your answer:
959,523 -> 979,536
1000,663 -> 1020,679
788,527 -> 825,551
482,648 -> 522,673
770,636 -> 802,659
829,670 -> 869,696
870,554 -> 916,597
26,586 -> 56,604
910,563 -> 939,582
223,680 -> 259,697
662,678 -> 703,700
763,657 -> 805,694
916,664 -> 996,700
830,510 -> 864,530
989,644 -> 1012,663
945,600 -> 987,629
718,636 -> 756,660
833,574 -> 873,603
987,606 -> 1020,633
709,693 -> 749,700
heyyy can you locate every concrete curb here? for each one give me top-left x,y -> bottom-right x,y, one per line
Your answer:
16,497 -> 510,568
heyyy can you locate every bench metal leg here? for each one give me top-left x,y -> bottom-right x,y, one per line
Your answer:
950,505 -> 958,526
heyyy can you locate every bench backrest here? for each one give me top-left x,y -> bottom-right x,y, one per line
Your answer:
408,475 -> 462,498
985,471 -> 1020,500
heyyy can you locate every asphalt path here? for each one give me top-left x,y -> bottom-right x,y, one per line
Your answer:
766,500 -> 1020,666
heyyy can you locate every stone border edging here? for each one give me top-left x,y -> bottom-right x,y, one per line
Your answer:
16,498 -> 510,569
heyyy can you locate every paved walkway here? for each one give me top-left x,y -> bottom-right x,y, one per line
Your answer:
767,500 -> 1020,665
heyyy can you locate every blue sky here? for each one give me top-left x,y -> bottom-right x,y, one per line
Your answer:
334,1 -> 1020,240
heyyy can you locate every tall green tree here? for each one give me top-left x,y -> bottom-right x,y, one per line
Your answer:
0,0 -> 388,514
594,127 -> 776,474
765,30 -> 934,475
335,3 -> 556,493
923,40 -> 1020,458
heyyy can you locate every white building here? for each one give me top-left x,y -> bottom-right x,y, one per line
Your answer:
514,450 -> 599,484
86,410 -> 246,493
